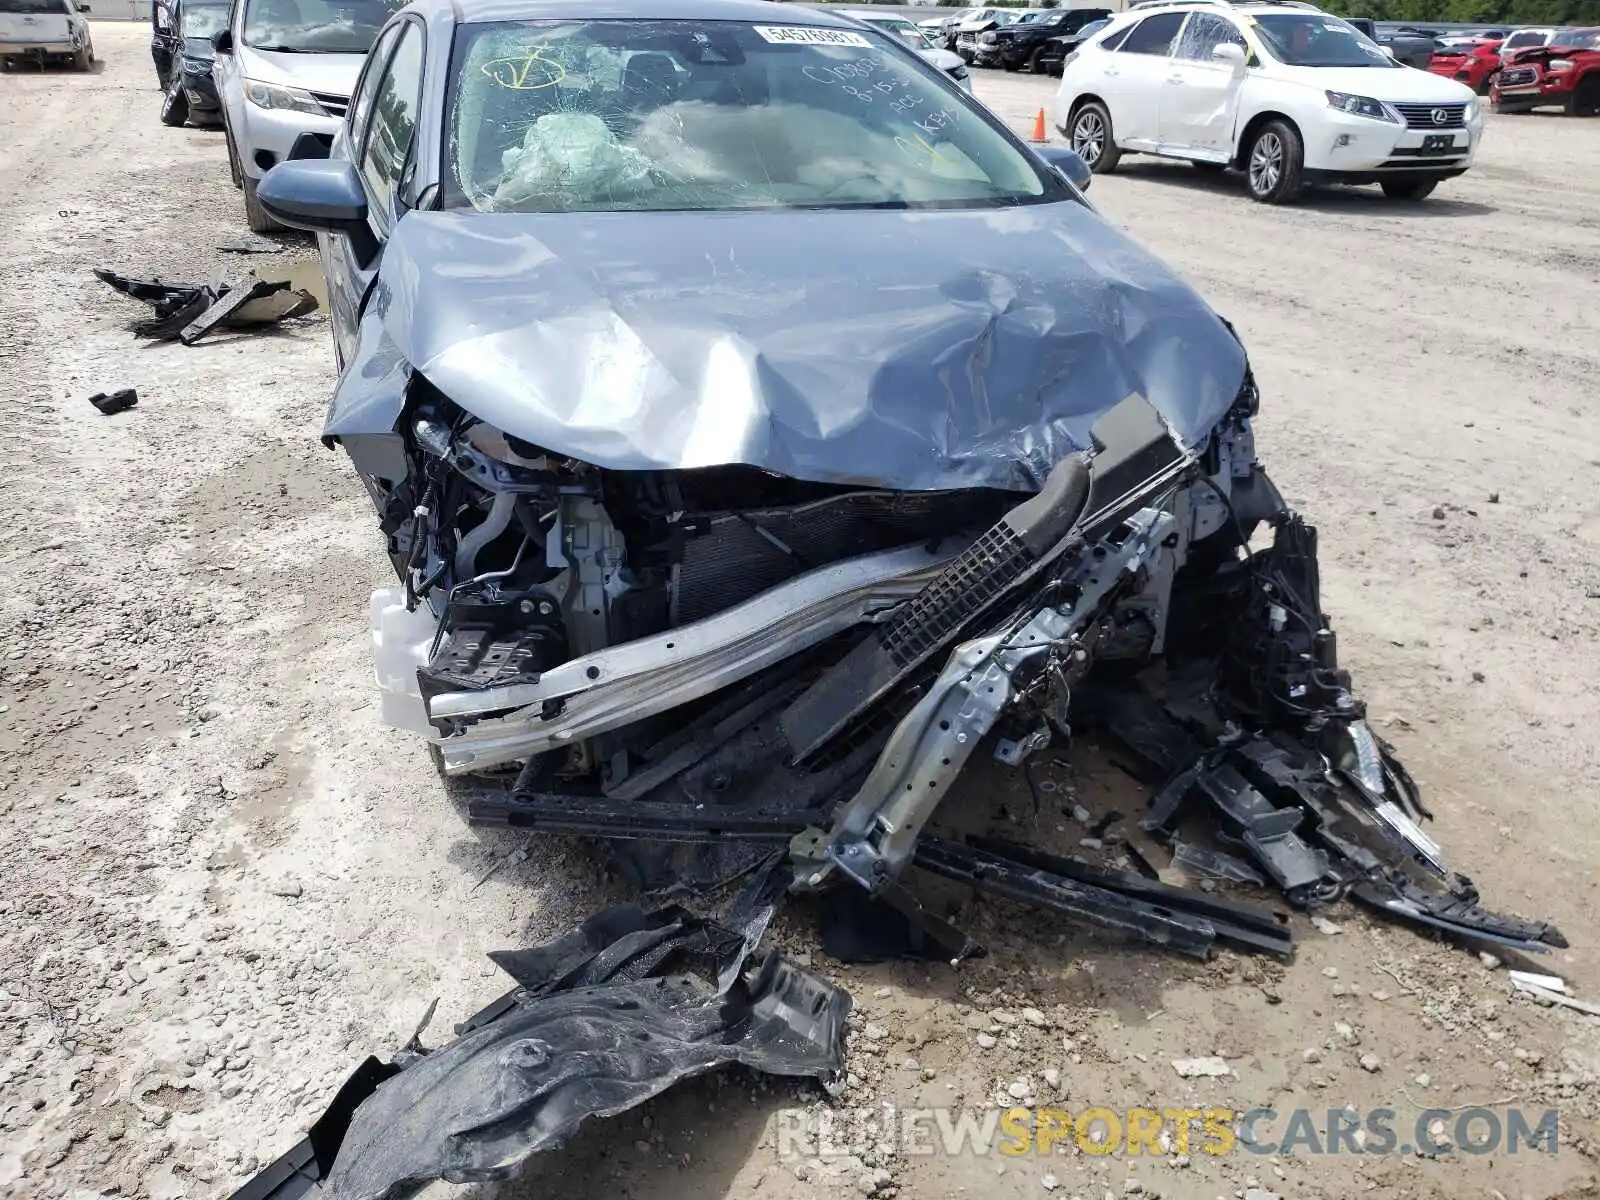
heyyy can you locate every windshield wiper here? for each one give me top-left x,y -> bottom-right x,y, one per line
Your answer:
249,42 -> 310,52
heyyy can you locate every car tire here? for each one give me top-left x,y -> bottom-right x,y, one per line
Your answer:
160,76 -> 189,126
1245,119 -> 1303,205
73,43 -> 90,70
1027,46 -> 1048,74
1568,77 -> 1600,117
1380,179 -> 1436,201
1068,100 -> 1121,174
243,176 -> 283,234
1479,69 -> 1498,96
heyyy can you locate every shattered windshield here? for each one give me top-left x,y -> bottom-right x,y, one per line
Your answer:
445,20 -> 1055,214
179,2 -> 228,39
1251,13 -> 1398,67
242,0 -> 401,54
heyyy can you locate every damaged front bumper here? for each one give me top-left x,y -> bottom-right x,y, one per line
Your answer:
235,388 -> 1566,1200
375,386 -> 1561,962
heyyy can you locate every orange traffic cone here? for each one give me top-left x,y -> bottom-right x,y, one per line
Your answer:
1030,107 -> 1048,143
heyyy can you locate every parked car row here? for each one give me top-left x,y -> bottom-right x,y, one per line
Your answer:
975,6 -> 1111,73
1053,0 -> 1486,205
149,0 -> 403,231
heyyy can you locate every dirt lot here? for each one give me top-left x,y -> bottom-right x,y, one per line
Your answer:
1,25 -> 1598,1200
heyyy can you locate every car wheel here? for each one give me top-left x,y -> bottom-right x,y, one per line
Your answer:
243,177 -> 283,234
1027,46 -> 1048,74
1568,77 -> 1600,117
160,76 -> 190,127
1245,119 -> 1304,204
1380,179 -> 1436,201
73,42 -> 90,70
1478,69 -> 1498,95
1069,101 -> 1121,173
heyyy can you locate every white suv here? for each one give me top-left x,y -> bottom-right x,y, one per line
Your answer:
1053,0 -> 1483,204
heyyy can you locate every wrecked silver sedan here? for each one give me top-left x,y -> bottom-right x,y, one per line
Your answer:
240,1 -> 1565,1195
258,0 -> 1562,954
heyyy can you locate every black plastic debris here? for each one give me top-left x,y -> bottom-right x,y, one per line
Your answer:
88,388 -> 138,415
93,268 -> 317,345
229,903 -> 849,1200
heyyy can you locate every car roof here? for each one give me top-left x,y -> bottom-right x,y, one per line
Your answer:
439,0 -> 862,29
1122,1 -> 1329,16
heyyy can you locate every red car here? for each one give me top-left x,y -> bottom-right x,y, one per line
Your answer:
1492,28 -> 1600,115
1429,38 -> 1504,94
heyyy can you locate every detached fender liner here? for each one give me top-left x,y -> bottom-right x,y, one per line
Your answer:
229,902 -> 849,1200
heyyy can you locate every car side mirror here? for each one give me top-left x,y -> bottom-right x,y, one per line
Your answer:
258,159 -> 380,263
1212,42 -> 1247,74
78,3 -> 91,12
212,28 -> 233,53
1033,144 -> 1092,193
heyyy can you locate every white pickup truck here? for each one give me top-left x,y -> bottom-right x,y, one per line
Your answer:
0,0 -> 95,69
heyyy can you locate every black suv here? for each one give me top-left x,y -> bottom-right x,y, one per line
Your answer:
981,7 -> 1112,72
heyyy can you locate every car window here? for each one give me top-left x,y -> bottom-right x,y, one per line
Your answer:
1118,12 -> 1185,56
1251,13 -> 1396,67
1553,28 -> 1600,47
1099,21 -> 1135,51
242,0 -> 402,54
359,20 -> 424,223
445,20 -> 1060,215
0,0 -> 68,11
1173,12 -> 1246,61
179,2 -> 229,39
348,22 -> 399,155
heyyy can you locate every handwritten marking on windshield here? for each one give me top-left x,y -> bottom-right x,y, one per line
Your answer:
801,51 -> 962,142
481,46 -> 566,90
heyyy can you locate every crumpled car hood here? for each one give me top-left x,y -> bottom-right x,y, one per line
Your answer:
330,201 -> 1247,492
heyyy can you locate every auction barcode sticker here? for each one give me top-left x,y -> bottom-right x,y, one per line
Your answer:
754,26 -> 872,47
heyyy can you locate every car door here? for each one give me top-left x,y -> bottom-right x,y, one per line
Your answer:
1104,10 -> 1186,148
153,0 -> 179,83
325,17 -> 424,369
1159,11 -> 1248,157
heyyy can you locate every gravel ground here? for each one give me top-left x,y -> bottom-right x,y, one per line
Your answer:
2,28 -> 1598,1200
